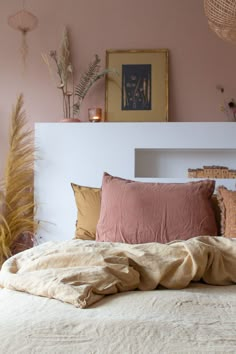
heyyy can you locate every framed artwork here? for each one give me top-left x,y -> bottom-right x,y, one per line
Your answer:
105,49 -> 168,122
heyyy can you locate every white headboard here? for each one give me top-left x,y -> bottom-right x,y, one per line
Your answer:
35,122 -> 236,243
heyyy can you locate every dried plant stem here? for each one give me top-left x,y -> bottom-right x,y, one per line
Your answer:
42,28 -> 118,118
0,94 -> 37,266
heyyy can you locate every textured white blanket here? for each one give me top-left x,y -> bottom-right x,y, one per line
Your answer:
0,236 -> 236,308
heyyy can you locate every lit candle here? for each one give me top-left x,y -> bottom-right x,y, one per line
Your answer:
88,108 -> 102,122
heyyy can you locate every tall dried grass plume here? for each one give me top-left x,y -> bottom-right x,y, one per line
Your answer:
0,94 -> 37,266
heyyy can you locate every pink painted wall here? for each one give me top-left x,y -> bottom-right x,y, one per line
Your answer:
0,0 -> 236,175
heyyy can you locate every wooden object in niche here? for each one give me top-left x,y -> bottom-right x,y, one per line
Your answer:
188,165 -> 236,179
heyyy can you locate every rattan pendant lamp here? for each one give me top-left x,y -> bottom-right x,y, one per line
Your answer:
204,0 -> 236,42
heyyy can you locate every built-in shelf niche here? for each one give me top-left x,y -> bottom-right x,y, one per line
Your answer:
135,148 -> 236,188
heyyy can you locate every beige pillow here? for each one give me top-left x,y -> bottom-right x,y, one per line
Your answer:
71,183 -> 101,240
217,186 -> 236,238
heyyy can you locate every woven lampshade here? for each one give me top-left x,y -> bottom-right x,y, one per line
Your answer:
204,0 -> 236,43
208,20 -> 236,42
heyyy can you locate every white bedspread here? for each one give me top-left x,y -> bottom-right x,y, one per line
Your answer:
0,284 -> 236,353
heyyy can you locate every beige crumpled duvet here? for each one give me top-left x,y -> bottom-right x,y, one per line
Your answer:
0,235 -> 236,308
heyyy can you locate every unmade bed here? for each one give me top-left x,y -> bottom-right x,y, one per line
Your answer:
1,122 -> 236,354
0,234 -> 236,353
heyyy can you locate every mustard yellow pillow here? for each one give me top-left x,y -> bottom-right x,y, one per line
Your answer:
71,183 -> 101,240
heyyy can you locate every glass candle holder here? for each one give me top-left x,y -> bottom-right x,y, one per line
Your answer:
88,108 -> 102,122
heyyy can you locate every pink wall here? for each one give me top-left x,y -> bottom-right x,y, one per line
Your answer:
0,0 -> 236,175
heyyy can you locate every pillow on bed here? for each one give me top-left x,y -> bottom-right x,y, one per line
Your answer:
211,194 -> 222,235
71,183 -> 101,240
217,186 -> 236,238
96,173 -> 217,244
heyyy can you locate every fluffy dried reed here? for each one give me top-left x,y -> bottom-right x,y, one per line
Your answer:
0,94 -> 37,266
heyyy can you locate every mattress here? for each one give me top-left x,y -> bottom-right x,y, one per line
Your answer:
0,283 -> 236,353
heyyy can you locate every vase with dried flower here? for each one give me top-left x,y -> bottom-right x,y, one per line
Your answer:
42,27 -> 117,122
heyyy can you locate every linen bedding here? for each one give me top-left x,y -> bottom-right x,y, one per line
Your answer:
1,282 -> 236,353
0,236 -> 236,308
1,236 -> 236,353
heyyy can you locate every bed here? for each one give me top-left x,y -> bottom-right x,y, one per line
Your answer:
0,122 -> 236,353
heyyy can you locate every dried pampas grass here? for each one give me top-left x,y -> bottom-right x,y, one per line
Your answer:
0,94 -> 37,266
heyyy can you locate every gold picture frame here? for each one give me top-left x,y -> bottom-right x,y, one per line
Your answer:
105,49 -> 168,122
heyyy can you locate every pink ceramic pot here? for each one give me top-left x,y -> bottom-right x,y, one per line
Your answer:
60,118 -> 81,122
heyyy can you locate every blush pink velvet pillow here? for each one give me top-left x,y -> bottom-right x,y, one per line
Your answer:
96,173 -> 217,244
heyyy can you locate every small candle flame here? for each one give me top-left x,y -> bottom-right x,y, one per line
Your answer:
88,108 -> 102,122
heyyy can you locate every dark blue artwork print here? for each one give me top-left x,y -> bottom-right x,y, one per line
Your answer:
122,64 -> 151,110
